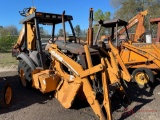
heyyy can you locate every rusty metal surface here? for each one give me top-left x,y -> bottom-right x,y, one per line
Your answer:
20,12 -> 73,24
150,18 -> 160,42
55,40 -> 98,54
95,19 -> 128,28
150,18 -> 160,24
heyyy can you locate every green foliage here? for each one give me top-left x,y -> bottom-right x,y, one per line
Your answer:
74,25 -> 81,37
0,35 -> 17,52
93,9 -> 111,37
94,9 -> 105,21
110,0 -> 160,32
0,25 -> 18,52
94,9 -> 110,21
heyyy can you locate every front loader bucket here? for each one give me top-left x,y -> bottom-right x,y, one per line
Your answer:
55,80 -> 82,109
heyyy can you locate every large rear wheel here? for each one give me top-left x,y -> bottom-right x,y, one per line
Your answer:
18,60 -> 32,88
0,81 -> 12,108
132,68 -> 155,86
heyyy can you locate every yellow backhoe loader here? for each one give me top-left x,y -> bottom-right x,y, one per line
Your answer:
86,8 -> 131,83
100,10 -> 148,43
12,7 -> 131,120
94,18 -> 160,87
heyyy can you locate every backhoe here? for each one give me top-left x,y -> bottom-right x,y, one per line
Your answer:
95,18 -> 160,87
12,7 -> 131,120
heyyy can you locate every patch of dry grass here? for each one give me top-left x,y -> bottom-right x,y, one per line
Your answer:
0,53 -> 18,67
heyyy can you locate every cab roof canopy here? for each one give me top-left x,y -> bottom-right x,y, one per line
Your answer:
20,11 -> 73,25
96,18 -> 128,28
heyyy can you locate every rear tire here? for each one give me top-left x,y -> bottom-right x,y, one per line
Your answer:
132,68 -> 155,86
0,80 -> 12,108
18,60 -> 32,88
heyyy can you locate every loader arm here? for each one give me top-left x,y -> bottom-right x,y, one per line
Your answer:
108,39 -> 131,82
48,44 -> 112,120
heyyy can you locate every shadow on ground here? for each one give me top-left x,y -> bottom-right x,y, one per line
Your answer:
0,72 -> 54,114
0,71 -> 160,120
113,79 -> 160,120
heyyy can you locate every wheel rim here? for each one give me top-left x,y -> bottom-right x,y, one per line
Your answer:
135,72 -> 149,85
20,69 -> 27,87
5,86 -> 12,105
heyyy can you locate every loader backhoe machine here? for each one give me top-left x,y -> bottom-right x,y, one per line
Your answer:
85,7 -> 131,108
95,18 -> 160,87
12,7 -> 132,120
87,8 -> 131,83
100,10 -> 148,44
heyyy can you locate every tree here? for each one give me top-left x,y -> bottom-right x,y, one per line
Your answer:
4,25 -> 18,35
93,9 -> 111,37
74,25 -> 81,37
0,25 -> 18,52
58,29 -> 64,37
0,26 -> 3,29
110,0 -> 160,32
94,9 -> 110,22
39,27 -> 49,37
81,29 -> 87,38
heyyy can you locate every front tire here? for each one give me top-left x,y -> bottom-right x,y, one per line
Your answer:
0,81 -> 12,108
132,68 -> 155,86
18,60 -> 32,88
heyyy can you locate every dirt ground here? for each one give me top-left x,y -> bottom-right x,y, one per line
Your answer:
0,70 -> 160,120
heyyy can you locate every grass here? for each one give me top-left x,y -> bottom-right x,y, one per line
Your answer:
0,53 -> 18,67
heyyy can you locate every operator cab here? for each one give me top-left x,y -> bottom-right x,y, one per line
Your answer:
19,10 -> 76,45
94,19 -> 129,49
14,8 -> 101,71
15,8 -> 77,69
